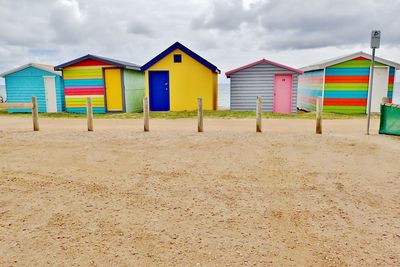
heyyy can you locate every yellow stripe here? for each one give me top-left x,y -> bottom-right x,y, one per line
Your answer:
64,69 -> 103,76
66,103 -> 105,108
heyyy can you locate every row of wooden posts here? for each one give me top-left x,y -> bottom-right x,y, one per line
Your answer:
0,96 -> 324,134
104,96 -> 322,134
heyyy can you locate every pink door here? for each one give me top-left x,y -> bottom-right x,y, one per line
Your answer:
273,74 -> 293,114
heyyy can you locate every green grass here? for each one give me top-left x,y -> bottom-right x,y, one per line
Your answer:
0,109 -> 375,119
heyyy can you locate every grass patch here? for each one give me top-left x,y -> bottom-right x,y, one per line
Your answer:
0,108 -> 376,119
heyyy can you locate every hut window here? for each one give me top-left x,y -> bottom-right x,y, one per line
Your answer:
174,54 -> 182,63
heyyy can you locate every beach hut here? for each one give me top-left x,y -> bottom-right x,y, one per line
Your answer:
141,42 -> 220,111
226,59 -> 303,114
0,63 -> 64,113
298,51 -> 400,114
54,54 -> 144,114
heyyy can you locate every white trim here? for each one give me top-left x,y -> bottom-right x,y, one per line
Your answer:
0,63 -> 61,77
321,67 -> 326,110
301,51 -> 400,72
367,65 -> 390,113
43,76 -> 58,113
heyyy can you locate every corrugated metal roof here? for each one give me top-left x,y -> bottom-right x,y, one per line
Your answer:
301,51 -> 400,71
0,63 -> 61,77
54,54 -> 141,70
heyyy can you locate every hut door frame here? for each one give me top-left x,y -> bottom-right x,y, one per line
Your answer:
103,67 -> 126,112
368,66 -> 389,113
273,74 -> 293,114
43,76 -> 57,113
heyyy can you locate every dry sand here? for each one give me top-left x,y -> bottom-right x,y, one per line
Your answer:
0,117 -> 399,266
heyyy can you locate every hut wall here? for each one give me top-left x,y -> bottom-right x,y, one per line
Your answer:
63,59 -> 112,114
144,48 -> 217,111
4,66 -> 64,113
298,70 -> 324,111
323,57 -> 391,114
230,62 -> 298,113
123,69 -> 145,112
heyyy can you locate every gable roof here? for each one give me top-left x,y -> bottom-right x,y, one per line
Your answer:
54,54 -> 141,70
226,58 -> 303,78
141,42 -> 221,73
0,63 -> 61,77
301,51 -> 400,72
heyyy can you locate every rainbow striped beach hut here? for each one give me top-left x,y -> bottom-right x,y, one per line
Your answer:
298,52 -> 400,114
55,55 -> 144,114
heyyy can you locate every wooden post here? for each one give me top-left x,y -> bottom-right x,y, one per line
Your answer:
256,96 -> 262,132
32,96 -> 39,131
316,97 -> 322,134
381,97 -> 389,105
86,97 -> 94,131
197,97 -> 203,132
143,96 -> 149,132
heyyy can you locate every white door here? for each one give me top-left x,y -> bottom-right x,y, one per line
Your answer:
43,76 -> 57,113
368,67 -> 389,113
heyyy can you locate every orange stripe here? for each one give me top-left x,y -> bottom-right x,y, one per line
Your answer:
325,76 -> 369,83
324,98 -> 367,106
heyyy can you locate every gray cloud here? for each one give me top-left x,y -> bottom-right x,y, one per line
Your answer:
192,0 -> 257,31
127,21 -> 153,35
192,0 -> 400,50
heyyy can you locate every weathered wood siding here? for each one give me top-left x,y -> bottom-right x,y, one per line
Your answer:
230,62 -> 298,113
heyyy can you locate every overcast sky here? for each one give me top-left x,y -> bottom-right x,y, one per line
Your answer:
1,0 -> 399,85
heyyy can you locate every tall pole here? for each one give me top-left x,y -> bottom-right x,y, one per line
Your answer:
366,48 -> 376,135
367,30 -> 381,135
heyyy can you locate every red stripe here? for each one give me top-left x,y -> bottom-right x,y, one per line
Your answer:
298,95 -> 316,104
325,76 -> 369,83
353,57 -> 368,60
65,89 -> 104,95
69,59 -> 113,67
64,86 -> 103,90
389,76 -> 394,84
324,98 -> 367,106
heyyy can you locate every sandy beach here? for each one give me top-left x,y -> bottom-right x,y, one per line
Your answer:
0,117 -> 399,266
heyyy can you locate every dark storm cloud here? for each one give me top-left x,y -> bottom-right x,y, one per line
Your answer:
192,0 -> 400,50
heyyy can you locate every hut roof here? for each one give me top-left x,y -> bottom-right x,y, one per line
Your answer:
226,59 -> 303,78
141,42 -> 220,73
0,63 -> 61,77
301,51 -> 400,72
54,54 -> 141,71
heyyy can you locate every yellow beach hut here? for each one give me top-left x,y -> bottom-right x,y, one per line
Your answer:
141,42 -> 220,111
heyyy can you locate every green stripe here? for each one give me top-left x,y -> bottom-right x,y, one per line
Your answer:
388,84 -> 393,91
324,105 -> 366,114
330,59 -> 384,69
325,83 -> 368,91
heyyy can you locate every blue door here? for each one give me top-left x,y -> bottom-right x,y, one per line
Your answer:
149,71 -> 170,111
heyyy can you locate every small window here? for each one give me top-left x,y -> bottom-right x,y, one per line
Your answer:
174,54 -> 182,63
